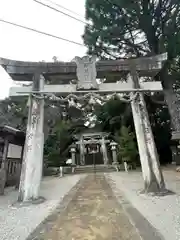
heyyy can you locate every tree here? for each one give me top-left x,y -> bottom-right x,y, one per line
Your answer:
145,95 -> 172,164
95,97 -> 132,134
115,126 -> 138,165
84,0 -> 180,132
0,96 -> 69,140
95,95 -> 172,164
44,120 -> 72,167
44,118 -> 87,167
0,97 -> 28,130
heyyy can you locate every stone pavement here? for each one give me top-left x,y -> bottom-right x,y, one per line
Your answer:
0,175 -> 85,240
28,174 -> 142,240
0,172 -> 170,240
105,171 -> 180,240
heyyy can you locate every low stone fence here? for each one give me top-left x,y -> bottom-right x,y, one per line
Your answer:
43,166 -> 75,176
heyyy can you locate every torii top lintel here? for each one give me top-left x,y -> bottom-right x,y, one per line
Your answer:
0,53 -> 167,82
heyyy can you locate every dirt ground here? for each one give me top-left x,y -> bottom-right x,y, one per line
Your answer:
31,174 -> 141,240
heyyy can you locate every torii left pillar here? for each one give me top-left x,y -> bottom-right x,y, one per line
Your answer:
18,73 -> 44,202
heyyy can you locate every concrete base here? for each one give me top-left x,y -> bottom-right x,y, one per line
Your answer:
14,196 -> 46,207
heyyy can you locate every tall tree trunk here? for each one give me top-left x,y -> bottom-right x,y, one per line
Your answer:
157,60 -> 180,166
163,77 -> 180,132
158,61 -> 180,132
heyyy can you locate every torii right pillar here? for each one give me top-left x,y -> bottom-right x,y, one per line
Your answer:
128,70 -> 166,193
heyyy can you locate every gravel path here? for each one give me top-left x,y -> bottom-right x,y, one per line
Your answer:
29,174 -> 141,240
105,171 -> 180,240
0,175 -> 85,240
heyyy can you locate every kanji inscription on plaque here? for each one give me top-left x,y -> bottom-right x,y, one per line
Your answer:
74,56 -> 98,90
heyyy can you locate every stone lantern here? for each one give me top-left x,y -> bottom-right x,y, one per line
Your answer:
70,145 -> 76,166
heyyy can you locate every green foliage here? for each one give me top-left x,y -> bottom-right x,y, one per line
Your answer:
44,120 -> 87,167
0,97 -> 64,137
0,97 -> 28,130
115,126 -> 138,163
44,120 -> 72,167
95,97 -> 132,134
85,0 -> 174,163
145,96 -> 172,164
145,95 -> 171,147
84,0 -> 180,62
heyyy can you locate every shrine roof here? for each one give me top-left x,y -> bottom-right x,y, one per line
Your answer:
0,53 -> 167,82
0,125 -> 25,140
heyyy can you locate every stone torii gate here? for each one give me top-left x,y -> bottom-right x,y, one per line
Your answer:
75,136 -> 110,165
0,53 -> 167,202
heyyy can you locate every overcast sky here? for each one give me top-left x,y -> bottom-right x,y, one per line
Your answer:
0,0 -> 87,99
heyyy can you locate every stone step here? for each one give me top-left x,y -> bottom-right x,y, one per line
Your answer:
75,165 -> 116,173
